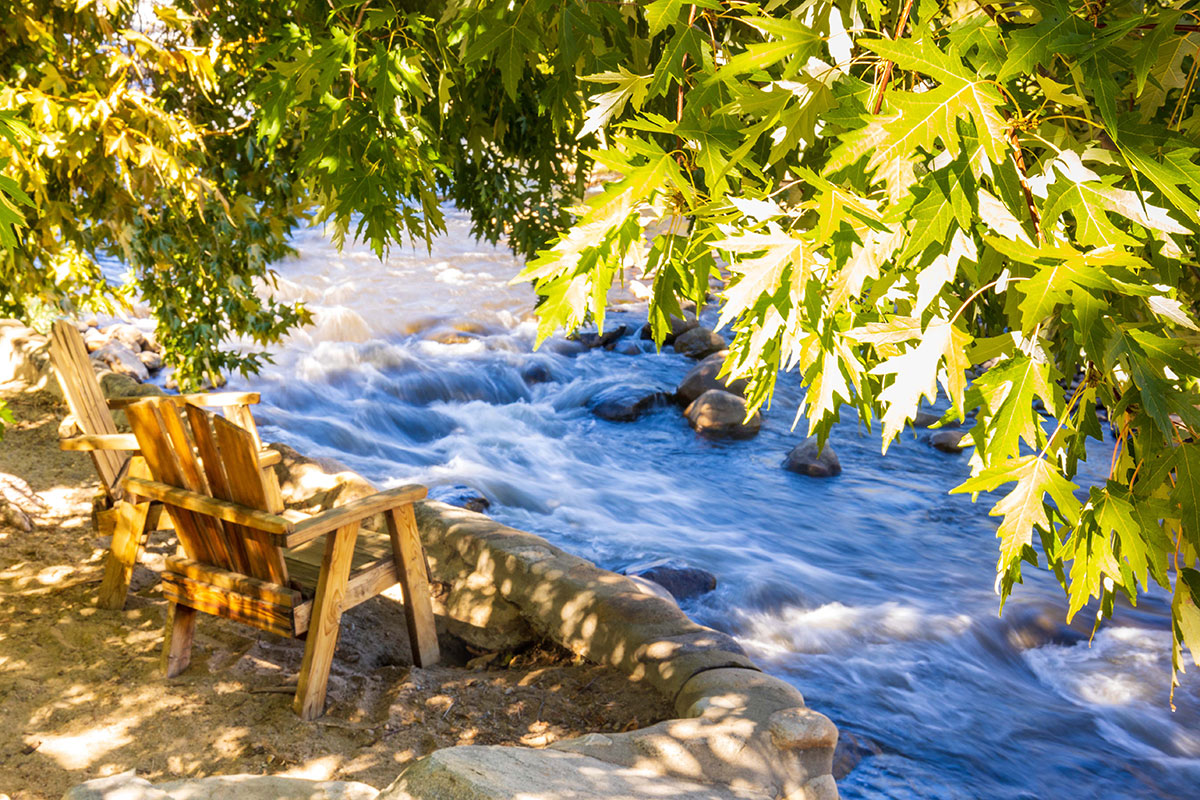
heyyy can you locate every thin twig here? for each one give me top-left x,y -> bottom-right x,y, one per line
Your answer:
871,0 -> 917,114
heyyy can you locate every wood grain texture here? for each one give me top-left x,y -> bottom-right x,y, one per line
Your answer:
161,573 -> 297,638
211,414 -> 289,584
59,433 -> 140,451
294,522 -> 360,720
107,391 -> 261,410
162,601 -> 197,678
121,476 -> 291,538
387,504 -> 440,668
284,484 -> 428,547
97,501 -> 152,610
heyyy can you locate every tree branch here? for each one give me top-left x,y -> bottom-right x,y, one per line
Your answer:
870,0 -> 917,114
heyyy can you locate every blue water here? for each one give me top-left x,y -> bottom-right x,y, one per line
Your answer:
218,211 -> 1200,799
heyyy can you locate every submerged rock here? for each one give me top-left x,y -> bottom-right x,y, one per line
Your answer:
672,326 -> 725,359
675,351 -> 747,405
833,732 -> 883,780
431,484 -> 492,513
930,430 -> 967,453
589,384 -> 669,422
684,389 -> 761,440
520,361 -> 555,384
782,437 -> 841,478
626,559 -> 717,601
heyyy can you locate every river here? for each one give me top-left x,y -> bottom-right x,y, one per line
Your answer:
224,208 -> 1200,799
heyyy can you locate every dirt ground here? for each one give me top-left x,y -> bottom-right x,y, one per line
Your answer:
0,387 -> 671,799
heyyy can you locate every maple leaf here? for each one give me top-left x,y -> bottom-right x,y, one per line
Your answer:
869,318 -> 971,447
955,455 -> 1082,574
969,354 -> 1056,462
714,225 -> 818,329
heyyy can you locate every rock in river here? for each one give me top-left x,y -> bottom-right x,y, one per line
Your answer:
675,351 -> 747,405
431,484 -> 492,513
589,384 -> 669,422
626,559 -> 717,601
684,389 -> 761,439
782,437 -> 841,478
672,326 -> 725,359
930,430 -> 967,453
640,311 -> 697,344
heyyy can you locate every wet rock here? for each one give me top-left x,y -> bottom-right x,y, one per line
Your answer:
930,430 -> 967,453
614,341 -> 642,356
92,341 -> 149,382
672,326 -> 725,359
431,484 -> 491,513
684,389 -> 761,440
427,329 -> 479,345
575,324 -> 628,350
675,351 -> 747,405
1001,606 -> 1087,651
912,410 -> 944,428
541,338 -> 587,357
782,437 -> 841,478
520,361 -> 554,384
589,384 -> 669,422
833,732 -> 883,780
640,312 -> 697,345
625,573 -> 675,603
626,559 -> 717,601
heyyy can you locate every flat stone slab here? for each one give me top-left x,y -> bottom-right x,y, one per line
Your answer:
378,745 -> 772,800
64,773 -> 378,800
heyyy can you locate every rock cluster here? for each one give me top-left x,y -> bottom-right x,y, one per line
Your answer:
83,321 -> 163,382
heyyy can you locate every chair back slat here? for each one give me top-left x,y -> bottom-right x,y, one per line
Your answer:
157,403 -> 237,570
208,414 -> 289,585
125,401 -> 216,564
184,405 -> 252,574
47,320 -> 127,495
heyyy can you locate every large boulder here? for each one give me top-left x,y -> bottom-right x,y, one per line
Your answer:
684,390 -> 761,440
379,745 -> 769,800
782,438 -> 841,478
675,351 -> 747,405
0,319 -> 50,387
589,384 -> 669,422
673,327 -> 726,359
155,776 -> 378,800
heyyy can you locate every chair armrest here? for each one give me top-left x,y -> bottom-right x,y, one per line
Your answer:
284,484 -> 428,548
60,433 -> 140,452
123,476 -> 293,542
258,449 -> 282,468
107,391 -> 261,410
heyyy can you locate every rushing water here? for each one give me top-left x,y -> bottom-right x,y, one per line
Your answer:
216,209 -> 1200,799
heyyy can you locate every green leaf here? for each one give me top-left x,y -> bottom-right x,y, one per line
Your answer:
645,0 -> 683,38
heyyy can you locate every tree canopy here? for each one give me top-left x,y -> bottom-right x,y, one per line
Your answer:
5,0 -> 1200,695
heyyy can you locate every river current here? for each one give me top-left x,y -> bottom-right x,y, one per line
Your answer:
217,208 -> 1200,799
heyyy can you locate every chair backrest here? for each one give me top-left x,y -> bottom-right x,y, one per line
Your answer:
48,319 -> 127,495
126,398 -> 289,585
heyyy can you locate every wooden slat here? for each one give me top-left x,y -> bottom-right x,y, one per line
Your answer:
160,403 -> 235,570
125,401 -> 214,563
212,414 -> 289,585
162,573 -> 295,638
59,433 -> 140,452
285,484 -> 428,547
284,527 -> 393,590
97,501 -> 152,610
388,503 -> 440,668
294,522 -> 359,720
107,391 -> 261,410
342,559 -> 402,612
48,320 -> 126,495
162,602 -> 197,678
165,556 -> 299,608
122,477 -> 291,537
186,406 -> 251,573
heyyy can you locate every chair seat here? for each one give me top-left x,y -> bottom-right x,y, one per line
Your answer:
284,527 -> 394,595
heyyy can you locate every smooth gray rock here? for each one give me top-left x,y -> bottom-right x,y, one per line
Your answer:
589,384 -> 669,422
378,745 -> 771,800
628,560 -> 717,601
685,390 -> 761,440
912,411 -> 941,428
930,430 -> 967,453
62,772 -> 171,800
640,312 -> 698,345
138,350 -> 164,371
782,438 -> 841,478
156,776 -> 378,800
105,323 -> 151,353
675,352 -> 747,405
672,327 -> 725,359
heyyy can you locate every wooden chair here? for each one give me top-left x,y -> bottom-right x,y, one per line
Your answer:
46,318 -> 281,609
121,397 -> 440,719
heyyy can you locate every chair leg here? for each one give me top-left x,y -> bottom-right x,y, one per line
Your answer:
97,501 -> 155,610
294,522 -> 359,721
162,601 -> 197,677
386,503 -> 440,668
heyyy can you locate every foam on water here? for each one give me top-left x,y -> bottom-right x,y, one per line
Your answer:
206,206 -> 1200,799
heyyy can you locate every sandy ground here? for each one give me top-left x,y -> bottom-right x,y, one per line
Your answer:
0,387 -> 670,799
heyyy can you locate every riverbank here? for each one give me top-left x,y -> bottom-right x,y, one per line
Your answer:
0,384 -> 671,799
